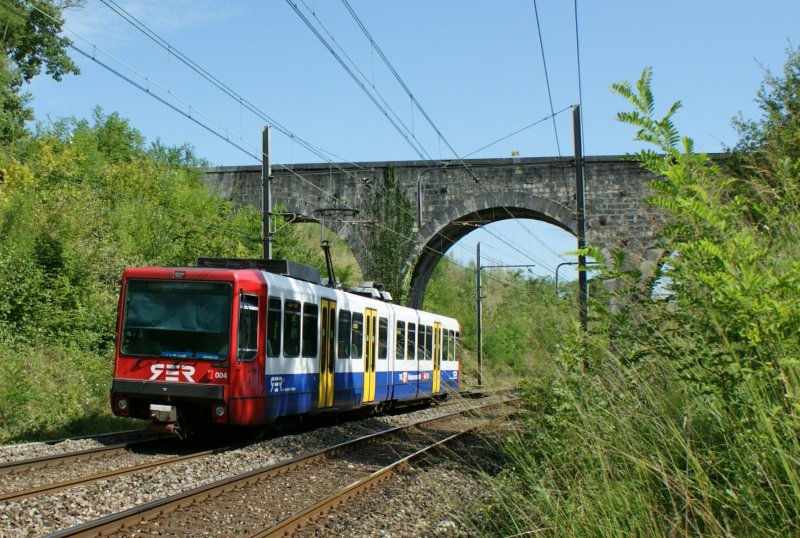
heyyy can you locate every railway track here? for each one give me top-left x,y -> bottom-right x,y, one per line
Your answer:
47,397 -> 517,537
0,389 -> 501,505
0,438 -> 241,503
0,437 -> 161,476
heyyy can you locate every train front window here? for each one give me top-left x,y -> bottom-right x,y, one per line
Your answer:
121,280 -> 232,360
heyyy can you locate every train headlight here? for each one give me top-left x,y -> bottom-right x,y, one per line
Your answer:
115,397 -> 129,416
214,404 -> 226,417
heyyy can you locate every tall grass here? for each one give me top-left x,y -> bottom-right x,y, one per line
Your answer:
465,61 -> 800,536
469,345 -> 800,536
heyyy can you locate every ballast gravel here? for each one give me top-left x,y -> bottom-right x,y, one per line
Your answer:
0,399 -> 508,537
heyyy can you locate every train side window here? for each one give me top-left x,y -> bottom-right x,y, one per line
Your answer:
351,312 -> 364,359
407,323 -> 416,360
302,303 -> 318,358
283,300 -> 301,358
337,310 -> 351,359
442,329 -> 450,362
378,317 -> 388,360
267,297 -> 281,357
396,321 -> 406,359
425,325 -> 433,361
237,294 -> 259,362
448,330 -> 455,361
417,323 -> 425,361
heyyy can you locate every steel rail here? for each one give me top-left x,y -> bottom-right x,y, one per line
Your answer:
6,429 -> 146,449
0,443 -> 243,503
0,437 -> 161,476
48,397 -> 518,538
253,411 -> 510,537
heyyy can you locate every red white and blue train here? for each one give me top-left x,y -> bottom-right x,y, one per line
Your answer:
110,258 -> 461,437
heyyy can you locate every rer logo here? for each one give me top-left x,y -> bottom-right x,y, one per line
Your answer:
270,376 -> 284,393
150,363 -> 196,383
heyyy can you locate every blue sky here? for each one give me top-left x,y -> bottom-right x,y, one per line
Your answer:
27,0 -> 800,282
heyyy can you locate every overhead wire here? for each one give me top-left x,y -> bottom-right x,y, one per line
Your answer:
22,0 -> 436,256
26,1 -> 589,296
284,1 -> 552,268
64,0 -> 438,260
101,0 -> 575,279
532,0 -> 571,196
16,0 -> 378,225
462,106 -> 571,158
95,0 -> 432,240
574,0 -> 585,152
295,0 -> 433,162
97,0 -> 374,180
284,0 -> 430,160
20,0 -> 526,293
333,1 -> 612,286
66,44 -> 260,161
0,2 -> 574,318
336,0 -> 569,273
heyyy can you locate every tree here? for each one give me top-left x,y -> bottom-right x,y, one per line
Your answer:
0,0 -> 79,143
356,166 -> 415,303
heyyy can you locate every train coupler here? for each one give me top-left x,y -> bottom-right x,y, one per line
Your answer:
147,404 -> 184,439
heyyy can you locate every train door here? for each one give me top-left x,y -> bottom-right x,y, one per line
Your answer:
318,299 -> 336,409
363,308 -> 377,403
433,321 -> 442,393
229,291 -> 265,425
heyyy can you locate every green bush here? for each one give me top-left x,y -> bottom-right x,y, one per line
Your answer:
425,259 -> 576,386
0,109 -> 313,442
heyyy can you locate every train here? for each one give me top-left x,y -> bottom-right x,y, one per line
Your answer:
109,257 -> 462,437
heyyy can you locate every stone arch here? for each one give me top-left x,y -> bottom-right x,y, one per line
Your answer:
203,156 -> 675,309
405,193 -> 577,309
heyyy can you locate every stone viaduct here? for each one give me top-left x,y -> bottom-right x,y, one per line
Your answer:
204,156 -> 668,308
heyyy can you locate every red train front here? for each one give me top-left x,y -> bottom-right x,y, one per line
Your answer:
110,265 -> 267,437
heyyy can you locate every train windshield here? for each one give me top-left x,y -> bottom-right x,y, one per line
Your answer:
120,279 -> 232,360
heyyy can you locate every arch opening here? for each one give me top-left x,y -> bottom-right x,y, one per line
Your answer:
407,208 -> 578,309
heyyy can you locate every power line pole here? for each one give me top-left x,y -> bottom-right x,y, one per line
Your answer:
262,125 -> 272,260
475,243 -> 536,386
476,242 -> 483,387
573,105 -> 588,334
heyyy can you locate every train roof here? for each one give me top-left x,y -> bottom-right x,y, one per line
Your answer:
123,258 -> 458,326
197,257 -> 321,285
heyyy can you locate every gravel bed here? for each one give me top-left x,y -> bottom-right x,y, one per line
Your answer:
0,441 -> 189,496
0,396 -> 511,537
0,430 -> 153,465
295,430 -> 508,537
